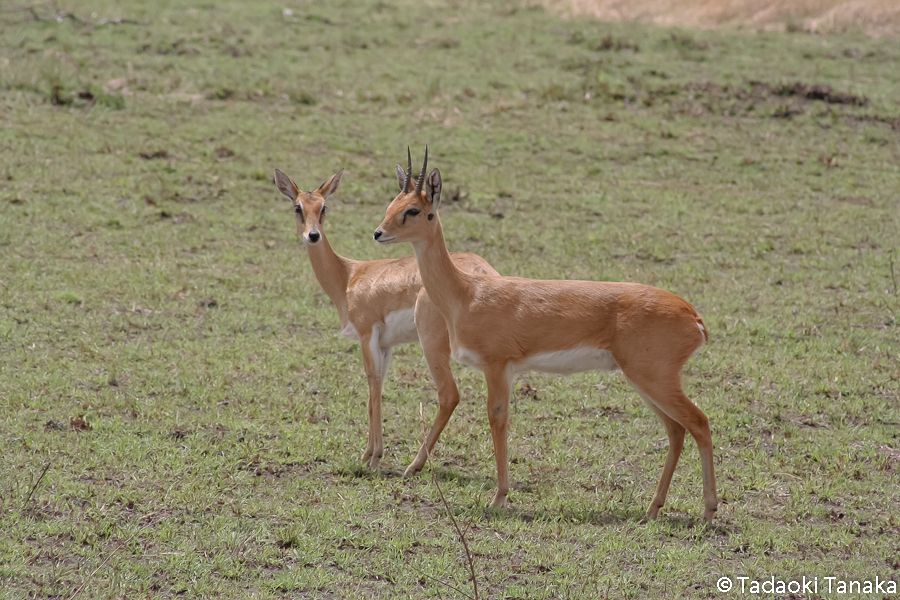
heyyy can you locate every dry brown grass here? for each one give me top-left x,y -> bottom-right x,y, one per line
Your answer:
543,0 -> 900,36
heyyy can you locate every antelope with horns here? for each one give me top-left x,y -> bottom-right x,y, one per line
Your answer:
274,165 -> 498,473
373,149 -> 718,523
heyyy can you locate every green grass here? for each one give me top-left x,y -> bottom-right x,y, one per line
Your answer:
1,1 -> 899,598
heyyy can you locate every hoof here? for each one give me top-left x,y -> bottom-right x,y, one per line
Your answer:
487,495 -> 508,510
365,453 -> 382,470
643,504 -> 662,523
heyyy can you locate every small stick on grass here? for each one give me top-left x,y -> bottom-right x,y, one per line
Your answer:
13,3 -> 86,25
890,249 -> 897,296
408,564 -> 467,600
67,522 -> 154,600
22,462 -> 50,512
97,17 -> 144,25
419,403 -> 479,600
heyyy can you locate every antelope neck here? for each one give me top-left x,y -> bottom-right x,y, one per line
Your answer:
306,233 -> 353,324
410,214 -> 470,318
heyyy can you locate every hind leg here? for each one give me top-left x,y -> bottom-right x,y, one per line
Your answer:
624,371 -> 718,524
630,384 -> 686,520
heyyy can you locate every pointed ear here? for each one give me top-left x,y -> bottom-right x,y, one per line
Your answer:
425,168 -> 442,207
394,164 -> 406,191
274,169 -> 298,201
315,170 -> 343,200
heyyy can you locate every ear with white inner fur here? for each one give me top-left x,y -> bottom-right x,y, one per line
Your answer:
274,169 -> 298,201
315,170 -> 344,199
425,168 -> 442,208
395,164 -> 407,191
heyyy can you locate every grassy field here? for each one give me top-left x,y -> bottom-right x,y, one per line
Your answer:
1,0 -> 899,598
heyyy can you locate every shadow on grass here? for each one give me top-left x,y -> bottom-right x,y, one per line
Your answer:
334,462 -> 399,479
334,462 -> 495,487
510,508 -> 735,535
334,461 -> 733,533
487,503 -> 734,533
488,504 -> 639,526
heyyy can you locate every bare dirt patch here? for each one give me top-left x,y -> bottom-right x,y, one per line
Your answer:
545,0 -> 900,36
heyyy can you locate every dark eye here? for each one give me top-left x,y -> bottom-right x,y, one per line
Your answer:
403,208 -> 419,224
402,207 -> 419,224
294,204 -> 303,214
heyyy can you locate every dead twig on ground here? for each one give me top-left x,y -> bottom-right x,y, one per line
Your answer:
22,462 -> 51,512
5,3 -> 144,26
52,11 -> 85,25
97,18 -> 144,26
890,249 -> 897,296
8,3 -> 87,25
419,402 -> 479,600
408,564 -> 467,599
66,522 -> 155,600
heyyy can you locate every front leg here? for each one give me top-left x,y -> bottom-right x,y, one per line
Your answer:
405,290 -> 461,476
358,329 -> 389,469
484,363 -> 513,508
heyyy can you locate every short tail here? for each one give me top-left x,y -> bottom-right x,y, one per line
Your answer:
688,312 -> 709,358
696,315 -> 709,344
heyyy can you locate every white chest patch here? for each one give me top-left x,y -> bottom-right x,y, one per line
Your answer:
340,322 -> 360,341
379,308 -> 418,348
513,347 -> 618,376
451,345 -> 485,371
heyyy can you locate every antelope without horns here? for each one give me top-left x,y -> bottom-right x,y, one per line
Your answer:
273,167 -> 497,473
373,149 -> 718,523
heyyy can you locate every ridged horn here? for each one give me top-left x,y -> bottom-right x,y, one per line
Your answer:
415,146 -> 428,195
404,146 -> 412,193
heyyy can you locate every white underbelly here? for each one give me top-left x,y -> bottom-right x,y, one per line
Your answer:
451,345 -> 485,371
379,308 -> 418,347
513,347 -> 618,375
450,345 -> 617,376
340,322 -> 360,341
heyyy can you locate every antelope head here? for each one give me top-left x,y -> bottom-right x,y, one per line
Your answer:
274,169 -> 343,246
374,147 -> 441,246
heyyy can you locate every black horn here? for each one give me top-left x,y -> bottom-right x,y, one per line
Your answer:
404,146 -> 412,193
415,146 -> 428,195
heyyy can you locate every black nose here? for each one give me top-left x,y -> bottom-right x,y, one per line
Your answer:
307,231 -> 320,243
373,230 -> 382,240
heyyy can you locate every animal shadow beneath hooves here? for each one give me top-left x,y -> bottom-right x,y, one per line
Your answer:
498,504 -> 638,526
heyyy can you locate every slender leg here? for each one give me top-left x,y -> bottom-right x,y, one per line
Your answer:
630,383 -> 686,521
484,363 -> 513,508
406,292 -> 462,475
359,328 -> 387,470
624,369 -> 718,524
